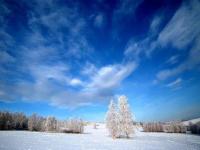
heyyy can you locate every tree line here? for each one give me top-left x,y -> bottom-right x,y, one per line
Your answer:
0,111 -> 84,133
143,121 -> 200,135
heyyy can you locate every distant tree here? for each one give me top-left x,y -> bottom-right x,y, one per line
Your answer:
45,116 -> 57,132
118,95 -> 134,138
0,111 -> 13,130
189,121 -> 200,134
0,111 -> 28,130
0,111 -> 85,134
106,100 -> 119,138
12,112 -> 28,130
28,114 -> 45,131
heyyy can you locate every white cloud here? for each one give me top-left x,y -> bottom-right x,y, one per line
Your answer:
70,78 -> 83,86
30,64 -> 69,83
155,0 -> 200,81
149,15 -> 162,35
0,0 -> 139,108
81,62 -> 97,76
0,60 -> 137,108
158,0 -> 200,49
124,40 -> 141,61
124,15 -> 163,61
166,55 -> 179,65
94,13 -> 104,28
127,0 -> 200,63
166,78 -> 182,88
87,62 -> 137,90
157,36 -> 200,81
0,51 -> 15,63
28,2 -> 93,59
114,0 -> 142,17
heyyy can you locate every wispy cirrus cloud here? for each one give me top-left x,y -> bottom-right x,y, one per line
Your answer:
166,78 -> 182,89
86,62 -> 137,91
156,40 -> 200,81
165,55 -> 179,65
157,0 -> 200,50
0,0 -> 138,108
123,14 -> 164,61
27,2 -> 93,59
94,13 -> 104,28
155,0 -> 200,81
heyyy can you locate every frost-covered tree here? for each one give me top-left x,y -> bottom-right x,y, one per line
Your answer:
118,95 -> 134,138
45,116 -> 57,132
106,100 -> 119,138
28,114 -> 45,131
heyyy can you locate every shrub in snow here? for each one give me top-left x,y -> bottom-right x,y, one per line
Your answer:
143,122 -> 163,132
163,122 -> 187,133
118,95 -> 134,138
45,116 -> 57,132
106,100 -> 119,138
58,119 -> 84,133
143,122 -> 187,133
67,119 -> 84,133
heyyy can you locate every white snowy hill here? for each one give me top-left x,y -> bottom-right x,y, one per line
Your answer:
182,118 -> 200,126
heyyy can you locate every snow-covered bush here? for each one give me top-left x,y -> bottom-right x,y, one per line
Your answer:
45,116 -> 57,132
143,122 -> 187,133
57,119 -> 84,133
143,122 -> 163,132
106,100 -> 119,138
163,122 -> 186,133
66,119 -> 84,133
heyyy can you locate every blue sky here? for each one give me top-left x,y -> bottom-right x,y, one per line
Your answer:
0,0 -> 200,122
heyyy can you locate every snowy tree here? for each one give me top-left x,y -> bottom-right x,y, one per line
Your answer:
45,116 -> 57,132
106,99 -> 119,138
118,95 -> 134,138
28,114 -> 45,131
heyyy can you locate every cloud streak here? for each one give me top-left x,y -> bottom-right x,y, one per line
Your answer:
156,0 -> 200,81
166,78 -> 182,89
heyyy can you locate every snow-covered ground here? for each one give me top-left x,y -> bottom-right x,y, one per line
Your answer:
0,124 -> 200,150
182,118 -> 200,126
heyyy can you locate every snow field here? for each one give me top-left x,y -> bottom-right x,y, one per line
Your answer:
0,123 -> 200,150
